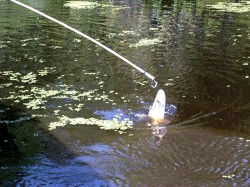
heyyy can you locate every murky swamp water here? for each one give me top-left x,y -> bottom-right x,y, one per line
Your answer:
0,0 -> 250,186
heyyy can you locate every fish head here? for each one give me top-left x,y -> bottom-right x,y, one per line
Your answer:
148,89 -> 166,125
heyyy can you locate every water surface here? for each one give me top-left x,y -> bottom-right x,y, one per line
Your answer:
0,0 -> 250,186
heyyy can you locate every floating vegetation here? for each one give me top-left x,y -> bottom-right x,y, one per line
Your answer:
149,27 -> 159,31
121,30 -> 140,36
1,67 -> 57,84
207,1 -> 250,13
165,83 -> 174,86
20,38 -> 39,42
73,38 -> 81,43
20,38 -> 40,47
49,115 -> 133,133
133,80 -> 149,86
64,1 -> 99,9
129,38 -> 161,47
222,174 -> 235,179
0,44 -> 6,49
64,1 -> 128,10
0,40 -> 11,49
0,68 -> 133,132
38,67 -> 56,76
21,72 -> 37,84
0,116 -> 31,124
49,46 -> 63,49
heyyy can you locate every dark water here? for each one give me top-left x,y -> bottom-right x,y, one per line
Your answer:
1,0 -> 250,186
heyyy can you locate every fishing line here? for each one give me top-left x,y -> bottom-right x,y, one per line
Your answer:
9,0 -> 158,88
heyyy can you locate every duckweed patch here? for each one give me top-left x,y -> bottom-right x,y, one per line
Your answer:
38,67 -> 57,76
207,1 -> 250,13
64,1 -> 128,10
0,41 -> 11,49
64,1 -> 99,9
0,69 -> 133,132
20,38 -> 39,42
0,116 -> 32,124
1,68 -> 54,84
133,80 -> 149,86
21,72 -> 37,84
121,30 -> 140,36
0,83 -> 13,88
49,115 -> 133,133
222,174 -> 236,179
129,38 -> 161,47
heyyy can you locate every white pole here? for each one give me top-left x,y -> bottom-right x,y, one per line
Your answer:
9,0 -> 157,88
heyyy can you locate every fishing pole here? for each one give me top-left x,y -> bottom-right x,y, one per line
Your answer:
9,0 -> 158,88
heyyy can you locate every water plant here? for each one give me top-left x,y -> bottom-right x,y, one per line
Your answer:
207,1 -> 250,13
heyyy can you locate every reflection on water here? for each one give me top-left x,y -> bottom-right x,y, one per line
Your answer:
151,126 -> 167,142
0,0 -> 250,186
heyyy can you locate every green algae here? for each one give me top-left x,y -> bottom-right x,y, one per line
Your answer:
207,1 -> 250,13
1,67 -> 56,84
0,116 -> 32,124
133,80 -> 149,86
64,1 -> 99,9
0,83 -> 13,88
222,174 -> 235,179
121,30 -> 140,36
21,72 -> 37,84
49,115 -> 133,133
0,69 -> 133,132
64,1 -> 128,10
0,41 -> 11,49
129,38 -> 161,47
38,67 -> 56,76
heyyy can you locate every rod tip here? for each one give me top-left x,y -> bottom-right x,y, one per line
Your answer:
151,80 -> 158,88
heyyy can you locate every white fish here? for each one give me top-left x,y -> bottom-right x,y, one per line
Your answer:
148,89 -> 166,125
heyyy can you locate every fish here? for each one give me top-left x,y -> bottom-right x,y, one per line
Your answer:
148,89 -> 166,125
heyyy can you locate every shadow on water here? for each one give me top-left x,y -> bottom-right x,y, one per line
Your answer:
0,104 -> 106,186
0,107 -> 20,185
